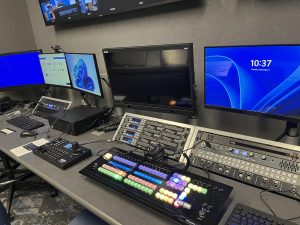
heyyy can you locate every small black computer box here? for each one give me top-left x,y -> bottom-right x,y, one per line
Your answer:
47,105 -> 109,135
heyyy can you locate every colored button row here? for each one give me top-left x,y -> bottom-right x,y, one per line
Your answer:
155,193 -> 174,205
134,171 -> 163,185
173,173 -> 191,183
103,153 -> 113,160
159,188 -> 178,199
108,161 -> 131,172
188,183 -> 208,195
98,167 -> 123,181
113,156 -> 137,167
138,165 -> 168,179
124,178 -> 154,195
102,164 -> 127,177
174,200 -> 192,210
166,181 -> 184,191
128,175 -> 157,190
170,176 -> 188,187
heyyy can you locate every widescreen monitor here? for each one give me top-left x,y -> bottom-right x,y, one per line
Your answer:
65,53 -> 103,97
103,43 -> 196,116
205,45 -> 300,121
39,0 -> 100,26
39,53 -> 72,87
0,50 -> 44,89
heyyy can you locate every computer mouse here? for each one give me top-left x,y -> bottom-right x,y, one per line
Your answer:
20,130 -> 38,138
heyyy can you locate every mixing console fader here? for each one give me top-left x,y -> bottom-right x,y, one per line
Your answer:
80,147 -> 233,225
188,127 -> 300,200
113,113 -> 195,161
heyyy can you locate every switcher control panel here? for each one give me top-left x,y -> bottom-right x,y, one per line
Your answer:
188,127 -> 300,200
113,113 -> 195,161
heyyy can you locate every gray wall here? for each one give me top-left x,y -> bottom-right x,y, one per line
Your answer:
0,0 -> 36,53
25,0 -> 300,141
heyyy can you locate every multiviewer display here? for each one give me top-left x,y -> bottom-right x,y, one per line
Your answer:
205,45 -> 300,120
39,53 -> 71,87
39,0 -> 99,26
0,51 -> 44,89
65,53 -> 103,97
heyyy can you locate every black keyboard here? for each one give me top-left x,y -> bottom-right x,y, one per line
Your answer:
7,115 -> 44,131
33,138 -> 92,170
225,204 -> 296,225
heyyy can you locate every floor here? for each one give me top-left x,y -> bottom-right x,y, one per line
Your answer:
0,190 -> 83,225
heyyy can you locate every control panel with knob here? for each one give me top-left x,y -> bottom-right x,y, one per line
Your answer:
80,147 -> 233,225
33,138 -> 92,170
188,127 -> 300,200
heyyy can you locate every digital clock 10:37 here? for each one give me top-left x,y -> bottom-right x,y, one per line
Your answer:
251,60 -> 272,67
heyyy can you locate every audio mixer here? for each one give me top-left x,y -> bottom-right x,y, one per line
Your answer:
113,113 -> 195,161
188,127 -> 300,200
80,148 -> 233,225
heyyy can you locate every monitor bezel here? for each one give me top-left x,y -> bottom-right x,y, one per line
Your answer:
204,44 -> 300,123
64,52 -> 104,98
102,43 -> 197,117
0,49 -> 45,90
39,53 -> 73,89
38,0 -> 101,26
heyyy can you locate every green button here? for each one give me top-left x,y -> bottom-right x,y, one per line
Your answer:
148,189 -> 153,195
202,188 -> 208,195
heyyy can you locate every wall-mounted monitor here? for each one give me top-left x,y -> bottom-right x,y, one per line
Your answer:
205,45 -> 300,122
0,50 -> 44,89
38,0 -> 187,26
39,53 -> 72,87
39,0 -> 100,26
65,53 -> 104,97
103,43 -> 196,116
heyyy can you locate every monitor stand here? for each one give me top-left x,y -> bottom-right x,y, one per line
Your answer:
276,121 -> 300,146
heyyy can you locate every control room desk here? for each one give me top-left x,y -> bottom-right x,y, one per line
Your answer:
0,115 -> 299,225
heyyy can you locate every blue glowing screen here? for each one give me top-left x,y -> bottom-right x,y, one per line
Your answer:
65,53 -> 102,97
0,51 -> 44,89
205,46 -> 300,119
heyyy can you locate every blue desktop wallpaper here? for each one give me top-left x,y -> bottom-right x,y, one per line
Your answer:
205,46 -> 300,119
0,52 -> 44,89
65,54 -> 102,97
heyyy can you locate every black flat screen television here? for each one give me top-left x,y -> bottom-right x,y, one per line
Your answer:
39,0 -> 100,26
38,0 -> 187,26
103,43 -> 196,116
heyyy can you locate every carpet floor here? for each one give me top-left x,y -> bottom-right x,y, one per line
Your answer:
0,190 -> 83,225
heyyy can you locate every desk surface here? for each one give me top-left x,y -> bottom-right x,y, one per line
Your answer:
0,115 -> 299,225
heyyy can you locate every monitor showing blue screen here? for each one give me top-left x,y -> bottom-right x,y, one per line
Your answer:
205,45 -> 300,120
0,51 -> 44,89
65,53 -> 103,97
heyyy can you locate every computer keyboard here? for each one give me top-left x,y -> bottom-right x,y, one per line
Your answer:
225,204 -> 296,225
7,115 -> 44,131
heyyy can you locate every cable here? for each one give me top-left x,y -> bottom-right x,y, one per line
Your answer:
46,108 -> 66,138
80,139 -> 112,146
100,77 -> 114,116
259,189 -> 300,221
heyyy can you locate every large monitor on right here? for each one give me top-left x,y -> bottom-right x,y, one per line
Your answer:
205,45 -> 300,121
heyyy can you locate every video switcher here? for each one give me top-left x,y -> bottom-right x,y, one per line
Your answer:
188,127 -> 300,200
80,148 -> 233,225
113,113 -> 195,161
